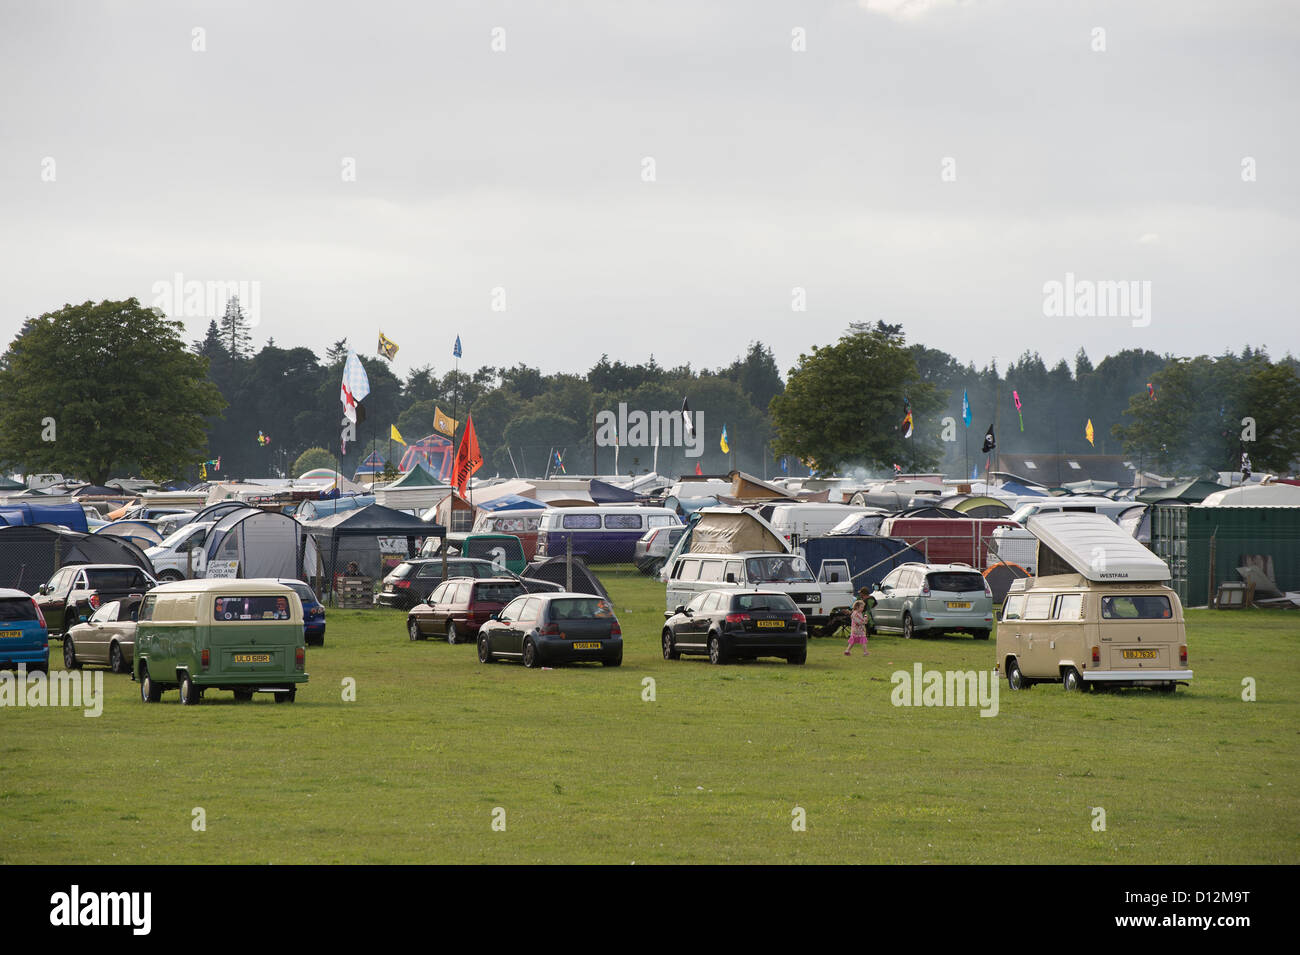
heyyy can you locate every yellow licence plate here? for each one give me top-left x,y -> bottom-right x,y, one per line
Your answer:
756,620 -> 784,628
572,642 -> 601,650
1122,649 -> 1159,660
946,602 -> 972,610
233,653 -> 272,663
0,630 -> 21,639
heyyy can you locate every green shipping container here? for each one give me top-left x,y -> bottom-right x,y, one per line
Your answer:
1150,504 -> 1300,606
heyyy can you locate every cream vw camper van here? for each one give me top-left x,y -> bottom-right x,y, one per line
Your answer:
995,512 -> 1192,693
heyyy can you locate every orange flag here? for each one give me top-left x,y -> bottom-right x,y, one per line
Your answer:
453,415 -> 483,496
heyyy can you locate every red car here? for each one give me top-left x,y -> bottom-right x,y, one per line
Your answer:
406,577 -> 530,645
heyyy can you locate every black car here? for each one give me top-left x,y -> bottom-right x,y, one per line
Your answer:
34,564 -> 157,637
477,593 -> 622,668
662,589 -> 807,665
375,558 -> 501,609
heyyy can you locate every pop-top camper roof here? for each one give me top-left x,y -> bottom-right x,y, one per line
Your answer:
1026,511 -> 1170,582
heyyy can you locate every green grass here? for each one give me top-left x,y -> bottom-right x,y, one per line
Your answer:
2,568 -> 1297,864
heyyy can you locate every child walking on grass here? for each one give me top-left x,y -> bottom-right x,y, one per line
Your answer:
845,599 -> 870,656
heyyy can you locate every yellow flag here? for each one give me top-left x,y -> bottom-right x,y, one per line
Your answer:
434,407 -> 458,436
1085,419 -> 1095,446
390,424 -> 406,445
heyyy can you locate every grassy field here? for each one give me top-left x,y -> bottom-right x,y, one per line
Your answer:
2,568 -> 1297,864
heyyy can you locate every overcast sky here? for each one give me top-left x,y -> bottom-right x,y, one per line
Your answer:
2,0 -> 1296,382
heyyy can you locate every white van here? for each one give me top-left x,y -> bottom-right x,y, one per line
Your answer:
664,551 -> 854,630
991,497 -> 1135,572
761,503 -> 880,546
145,521 -> 216,581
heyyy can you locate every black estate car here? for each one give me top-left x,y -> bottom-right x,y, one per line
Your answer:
662,589 -> 807,665
477,593 -> 622,668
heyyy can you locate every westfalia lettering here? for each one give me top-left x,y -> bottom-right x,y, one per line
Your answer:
49,885 -> 151,935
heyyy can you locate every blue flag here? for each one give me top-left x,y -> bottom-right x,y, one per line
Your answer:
780,456 -> 788,474
453,335 -> 462,358
962,388 -> 972,427
971,465 -> 978,480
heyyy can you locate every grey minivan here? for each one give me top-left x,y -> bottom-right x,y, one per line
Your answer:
870,563 -> 995,639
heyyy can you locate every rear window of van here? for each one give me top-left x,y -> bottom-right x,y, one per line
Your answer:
214,595 -> 293,621
1102,595 -> 1172,619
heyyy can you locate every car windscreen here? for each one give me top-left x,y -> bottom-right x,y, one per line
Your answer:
546,597 -> 615,620
214,595 -> 293,621
745,556 -> 815,583
473,582 -> 524,604
85,569 -> 150,590
734,593 -> 797,612
927,572 -> 984,593
1102,595 -> 1173,619
0,597 -> 38,622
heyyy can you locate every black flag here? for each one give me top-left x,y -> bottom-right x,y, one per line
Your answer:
681,397 -> 694,437
982,425 -> 996,454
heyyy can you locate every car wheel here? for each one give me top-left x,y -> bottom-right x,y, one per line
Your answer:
902,614 -> 914,639
1062,667 -> 1083,692
662,629 -> 680,660
109,642 -> 126,674
179,672 -> 200,705
408,619 -> 421,642
787,647 -> 807,665
159,570 -> 184,582
63,636 -> 80,670
478,634 -> 493,663
1006,658 -> 1029,691
973,629 -> 991,640
233,688 -> 254,702
446,622 -> 459,645
522,637 -> 540,669
274,689 -> 296,704
708,632 -> 728,665
603,653 -> 622,667
139,665 -> 161,703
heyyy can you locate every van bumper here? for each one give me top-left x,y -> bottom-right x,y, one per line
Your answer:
1082,669 -> 1193,682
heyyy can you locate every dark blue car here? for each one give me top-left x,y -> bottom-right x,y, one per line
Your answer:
0,588 -> 50,673
276,579 -> 326,646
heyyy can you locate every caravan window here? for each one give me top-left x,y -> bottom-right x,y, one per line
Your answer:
1053,594 -> 1084,620
1102,595 -> 1172,619
1023,594 -> 1053,620
563,514 -> 601,529
675,559 -> 701,581
724,560 -> 742,582
604,514 -> 642,530
698,561 -> 723,583
1001,595 -> 1026,621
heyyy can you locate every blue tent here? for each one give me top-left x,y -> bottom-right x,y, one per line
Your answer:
999,480 -> 1047,498
589,479 -> 638,504
801,536 -> 926,593
0,501 -> 89,533
353,451 -> 386,480
477,494 -> 546,513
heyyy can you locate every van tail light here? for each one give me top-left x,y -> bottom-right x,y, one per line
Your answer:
1180,645 -> 1187,665
724,613 -> 752,625
89,593 -> 101,609
295,647 -> 305,671
539,623 -> 560,636
201,648 -> 210,669
1092,646 -> 1100,664
32,600 -> 46,629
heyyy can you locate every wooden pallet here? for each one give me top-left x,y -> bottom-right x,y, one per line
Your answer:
334,576 -> 373,609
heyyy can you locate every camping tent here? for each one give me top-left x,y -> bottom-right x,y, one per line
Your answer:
302,504 -> 444,587
952,496 -> 1013,518
373,464 -> 452,512
827,511 -> 887,537
801,536 -> 925,593
1200,484 -> 1300,507
0,524 -> 155,592
521,555 -> 610,600
588,478 -> 639,504
1136,479 -> 1228,505
203,507 -> 315,579
353,451 -> 386,481
0,501 -> 89,533
398,434 -> 455,482
294,494 -> 375,521
983,561 -> 1031,604
94,520 -> 164,549
191,500 -> 257,526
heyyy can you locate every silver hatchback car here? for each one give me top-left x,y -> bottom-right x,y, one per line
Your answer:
870,563 -> 995,640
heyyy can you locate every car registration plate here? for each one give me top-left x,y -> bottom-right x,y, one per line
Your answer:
946,601 -> 972,610
233,653 -> 272,663
756,620 -> 784,628
1122,649 -> 1158,660
572,642 -> 601,650
0,630 -> 21,639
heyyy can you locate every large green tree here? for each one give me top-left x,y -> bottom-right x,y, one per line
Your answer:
770,321 -> 945,472
0,298 -> 225,484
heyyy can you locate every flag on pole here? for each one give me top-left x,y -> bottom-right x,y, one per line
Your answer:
391,424 -> 406,445
681,397 -> 694,437
780,456 -> 788,474
961,389 -> 972,427
553,449 -> 566,474
452,415 -> 482,496
1147,382 -> 1157,401
982,425 -> 996,454
720,425 -> 730,454
900,396 -> 914,439
893,463 -> 902,475
453,335 -> 462,359
1085,419 -> 1095,446
257,430 -> 270,446
377,332 -> 399,360
1013,390 -> 1024,432
340,351 -> 371,423
433,407 -> 458,436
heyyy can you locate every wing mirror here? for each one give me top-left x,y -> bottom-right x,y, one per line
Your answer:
725,573 -> 736,584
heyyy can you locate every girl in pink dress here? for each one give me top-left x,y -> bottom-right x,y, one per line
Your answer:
844,600 -> 869,655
